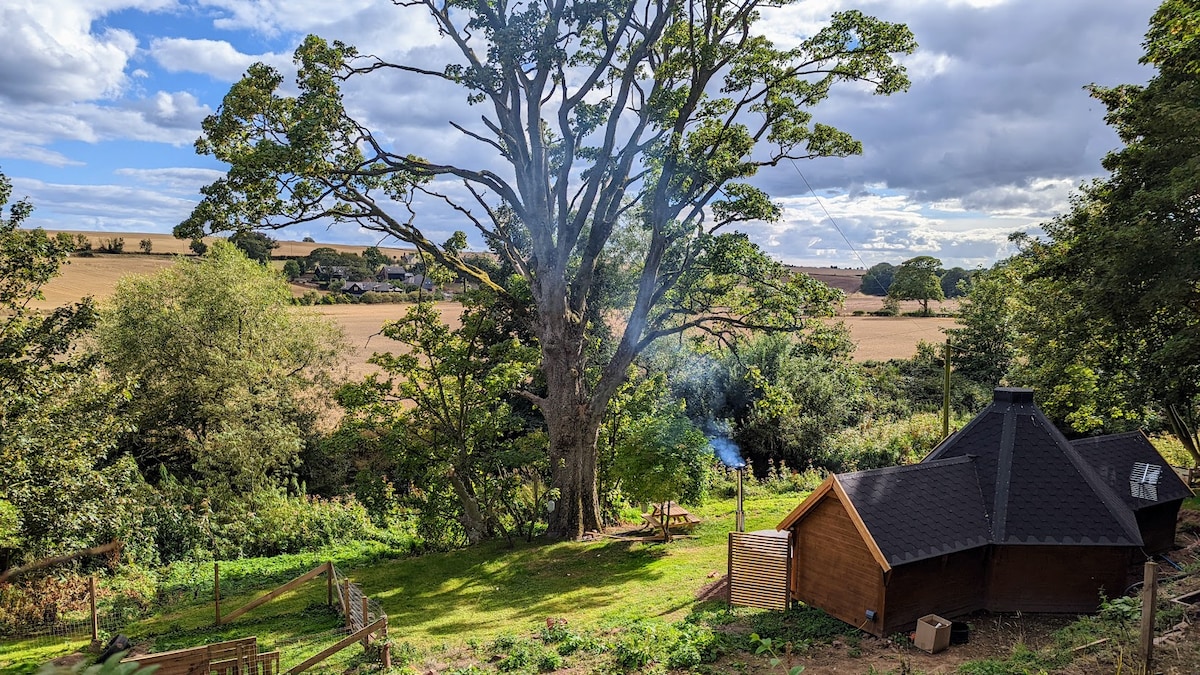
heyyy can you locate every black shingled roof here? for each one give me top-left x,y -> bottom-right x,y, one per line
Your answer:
924,388 -> 1143,547
1071,432 -> 1194,510
837,456 -> 992,566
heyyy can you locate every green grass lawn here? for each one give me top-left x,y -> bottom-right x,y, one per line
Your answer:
2,491 -> 806,672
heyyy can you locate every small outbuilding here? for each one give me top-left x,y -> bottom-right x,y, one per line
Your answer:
777,388 -> 1190,637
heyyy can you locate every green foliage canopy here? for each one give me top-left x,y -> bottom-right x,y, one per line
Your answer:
178,0 -> 916,536
859,262 -> 895,296
97,241 -> 344,496
887,255 -> 944,315
0,170 -> 138,563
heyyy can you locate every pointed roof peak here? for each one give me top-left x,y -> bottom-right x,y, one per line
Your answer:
924,388 -> 1142,548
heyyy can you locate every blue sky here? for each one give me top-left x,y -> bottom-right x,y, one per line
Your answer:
0,0 -> 1162,268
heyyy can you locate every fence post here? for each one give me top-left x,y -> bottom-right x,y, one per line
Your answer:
89,576 -> 98,642
341,580 -> 352,631
382,619 -> 391,669
326,561 -> 333,606
361,596 -> 371,646
1140,560 -> 1158,675
214,562 -> 222,626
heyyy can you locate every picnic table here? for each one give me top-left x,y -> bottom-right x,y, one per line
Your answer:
640,501 -> 701,537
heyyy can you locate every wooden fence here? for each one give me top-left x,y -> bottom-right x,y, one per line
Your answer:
120,562 -> 389,674
122,637 -> 281,675
727,530 -> 792,611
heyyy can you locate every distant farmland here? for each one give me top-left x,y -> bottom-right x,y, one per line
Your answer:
33,237 -> 955,368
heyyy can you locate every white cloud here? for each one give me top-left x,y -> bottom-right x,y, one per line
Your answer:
114,166 -> 227,190
0,1 -> 174,105
12,176 -> 199,233
150,37 -> 290,81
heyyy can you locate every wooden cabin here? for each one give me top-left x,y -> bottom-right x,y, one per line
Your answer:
778,388 -> 1190,637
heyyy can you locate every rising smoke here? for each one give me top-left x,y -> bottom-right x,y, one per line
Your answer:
706,420 -> 745,468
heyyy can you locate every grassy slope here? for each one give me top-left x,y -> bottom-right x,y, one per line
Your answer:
2,493 -> 802,672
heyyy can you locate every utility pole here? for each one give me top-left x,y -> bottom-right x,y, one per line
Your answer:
942,337 -> 952,438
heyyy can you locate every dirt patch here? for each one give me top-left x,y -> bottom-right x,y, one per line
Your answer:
694,574 -> 729,604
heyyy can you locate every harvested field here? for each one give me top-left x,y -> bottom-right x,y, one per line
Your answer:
794,266 -> 866,295
30,254 -> 177,309
310,302 -> 464,380
32,250 -> 950,373
44,230 -> 417,259
834,315 -> 956,361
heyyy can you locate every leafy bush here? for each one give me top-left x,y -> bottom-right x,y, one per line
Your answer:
490,634 -> 563,673
751,604 -> 858,647
0,574 -> 92,634
825,412 -> 951,471
610,619 -> 720,670
209,490 -> 375,559
1149,433 -> 1194,468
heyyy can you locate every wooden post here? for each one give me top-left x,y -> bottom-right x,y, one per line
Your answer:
361,596 -> 371,646
214,562 -> 222,626
1140,560 -> 1158,674
381,621 -> 391,669
326,561 -> 333,606
726,532 -> 734,611
89,576 -> 99,642
341,580 -> 352,631
942,337 -> 952,438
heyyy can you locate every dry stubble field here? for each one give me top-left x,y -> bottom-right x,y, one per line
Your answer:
32,243 -> 956,375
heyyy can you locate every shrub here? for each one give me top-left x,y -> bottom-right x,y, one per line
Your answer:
825,412 -> 951,471
751,604 -> 858,646
210,490 -> 374,559
611,619 -> 720,670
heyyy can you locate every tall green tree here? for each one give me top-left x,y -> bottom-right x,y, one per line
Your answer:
178,1 -> 916,537
860,262 -> 896,296
97,242 -> 344,496
229,230 -> 279,263
947,261 -> 1020,386
0,170 -> 135,563
888,255 -> 944,315
1011,0 -> 1200,463
338,296 -> 540,544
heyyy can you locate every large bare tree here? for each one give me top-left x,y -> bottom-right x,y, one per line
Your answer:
178,0 -> 916,537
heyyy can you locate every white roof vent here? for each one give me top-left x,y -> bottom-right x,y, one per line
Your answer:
1129,462 -> 1162,501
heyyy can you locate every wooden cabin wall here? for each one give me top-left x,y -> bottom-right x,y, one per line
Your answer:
879,548 -> 988,635
1135,501 -> 1183,553
790,496 -> 885,636
985,546 -> 1134,613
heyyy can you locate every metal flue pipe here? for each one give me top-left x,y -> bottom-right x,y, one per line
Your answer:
736,467 -> 745,532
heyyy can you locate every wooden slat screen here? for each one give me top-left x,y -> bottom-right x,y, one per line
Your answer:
728,531 -> 791,611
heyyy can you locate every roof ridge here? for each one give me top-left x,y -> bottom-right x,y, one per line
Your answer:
842,455 -> 973,479
1070,430 -> 1145,445
924,406 -> 1002,462
1033,414 -> 1144,546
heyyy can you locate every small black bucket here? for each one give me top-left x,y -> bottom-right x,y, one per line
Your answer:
950,622 -> 970,645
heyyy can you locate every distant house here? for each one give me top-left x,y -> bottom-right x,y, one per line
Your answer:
405,274 -> 436,292
342,281 -> 399,295
314,264 -> 350,280
378,265 -> 407,281
778,388 -> 1192,637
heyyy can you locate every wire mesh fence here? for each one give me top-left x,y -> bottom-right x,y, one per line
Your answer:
3,561 -> 388,671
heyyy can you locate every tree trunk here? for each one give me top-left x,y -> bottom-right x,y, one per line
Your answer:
1166,404 -> 1200,468
543,390 -> 604,539
447,470 -> 487,545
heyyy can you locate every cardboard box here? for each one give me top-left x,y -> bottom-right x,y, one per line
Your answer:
914,614 -> 951,653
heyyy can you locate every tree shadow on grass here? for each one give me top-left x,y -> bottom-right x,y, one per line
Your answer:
361,537 -> 672,637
